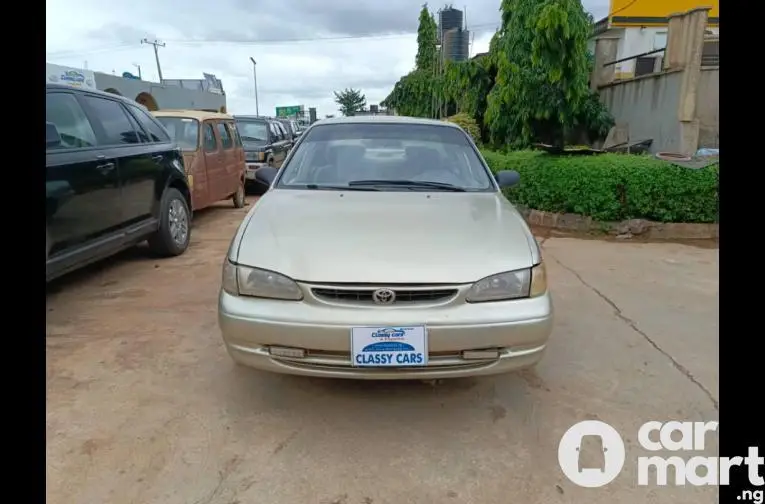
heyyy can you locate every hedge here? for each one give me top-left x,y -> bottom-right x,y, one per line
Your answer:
480,150 -> 719,223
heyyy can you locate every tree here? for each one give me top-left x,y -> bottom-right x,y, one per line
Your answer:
415,4 -> 438,72
333,88 -> 367,116
485,0 -> 595,148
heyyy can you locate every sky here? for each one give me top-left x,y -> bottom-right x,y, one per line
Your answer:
46,0 -> 610,118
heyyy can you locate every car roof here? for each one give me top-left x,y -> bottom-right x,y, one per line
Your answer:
152,109 -> 234,121
46,83 -> 150,108
234,115 -> 272,122
314,115 -> 461,129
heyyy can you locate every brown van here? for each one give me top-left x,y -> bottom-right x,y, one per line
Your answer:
152,110 -> 246,211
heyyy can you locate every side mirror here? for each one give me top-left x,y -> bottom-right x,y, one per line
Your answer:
255,166 -> 278,187
46,122 -> 61,148
495,170 -> 520,188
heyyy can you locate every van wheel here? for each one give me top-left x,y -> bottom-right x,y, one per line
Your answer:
148,188 -> 191,257
232,183 -> 246,208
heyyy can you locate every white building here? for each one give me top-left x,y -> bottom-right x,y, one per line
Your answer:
589,18 -> 719,80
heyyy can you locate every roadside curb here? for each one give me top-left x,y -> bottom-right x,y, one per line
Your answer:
518,207 -> 719,241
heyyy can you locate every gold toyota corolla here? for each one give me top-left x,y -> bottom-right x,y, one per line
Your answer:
218,116 -> 553,380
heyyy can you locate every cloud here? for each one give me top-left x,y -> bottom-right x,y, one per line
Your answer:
47,0 -> 609,117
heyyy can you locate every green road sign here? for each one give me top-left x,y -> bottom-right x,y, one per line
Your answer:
275,106 -> 302,117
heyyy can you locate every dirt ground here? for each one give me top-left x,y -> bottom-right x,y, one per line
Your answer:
46,197 -> 719,504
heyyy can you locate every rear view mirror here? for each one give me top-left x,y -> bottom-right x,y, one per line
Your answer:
495,170 -> 520,188
255,166 -> 278,187
46,122 -> 61,148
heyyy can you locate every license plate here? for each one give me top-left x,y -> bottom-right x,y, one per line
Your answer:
351,326 -> 428,367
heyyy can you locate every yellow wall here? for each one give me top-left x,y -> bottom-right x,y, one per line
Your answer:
609,0 -> 719,26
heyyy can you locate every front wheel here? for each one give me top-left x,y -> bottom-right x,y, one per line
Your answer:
147,188 -> 191,257
232,182 -> 246,208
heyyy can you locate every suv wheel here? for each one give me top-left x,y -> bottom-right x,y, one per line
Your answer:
148,188 -> 191,256
232,183 -> 246,208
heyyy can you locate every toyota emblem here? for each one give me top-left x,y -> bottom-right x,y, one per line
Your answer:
372,288 -> 396,305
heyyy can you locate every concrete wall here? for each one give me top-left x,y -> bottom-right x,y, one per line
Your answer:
599,69 -> 685,153
592,8 -> 718,155
93,72 -> 226,112
696,67 -> 719,148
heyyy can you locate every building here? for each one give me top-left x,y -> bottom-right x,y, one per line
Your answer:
590,0 -> 719,80
438,6 -> 470,62
46,63 -> 227,113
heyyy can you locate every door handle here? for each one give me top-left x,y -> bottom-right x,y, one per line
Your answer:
152,155 -> 163,162
96,162 -> 115,174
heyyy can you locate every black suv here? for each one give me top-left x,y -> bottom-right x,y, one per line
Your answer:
46,84 -> 192,282
234,115 -> 291,189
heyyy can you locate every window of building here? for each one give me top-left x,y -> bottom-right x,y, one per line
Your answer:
634,57 -> 657,77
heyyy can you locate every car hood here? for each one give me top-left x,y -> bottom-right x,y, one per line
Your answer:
233,190 -> 538,284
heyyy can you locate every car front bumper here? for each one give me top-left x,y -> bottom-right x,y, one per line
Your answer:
245,162 -> 267,180
218,287 -> 554,380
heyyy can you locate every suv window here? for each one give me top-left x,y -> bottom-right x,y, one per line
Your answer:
203,123 -> 217,151
46,93 -> 98,149
217,122 -> 233,149
128,105 -> 171,143
81,95 -> 141,145
227,122 -> 242,147
125,110 -> 149,143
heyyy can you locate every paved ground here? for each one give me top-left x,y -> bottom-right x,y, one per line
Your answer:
46,198 -> 719,504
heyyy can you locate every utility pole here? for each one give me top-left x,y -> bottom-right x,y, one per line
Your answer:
141,38 -> 166,83
249,57 -> 259,116
133,63 -> 142,80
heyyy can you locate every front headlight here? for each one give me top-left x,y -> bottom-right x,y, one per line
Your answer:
466,263 -> 547,303
221,261 -> 303,300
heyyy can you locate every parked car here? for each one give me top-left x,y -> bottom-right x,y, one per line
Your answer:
277,118 -> 300,143
233,115 -> 291,190
46,83 -> 192,282
152,110 -> 246,211
218,116 -> 553,379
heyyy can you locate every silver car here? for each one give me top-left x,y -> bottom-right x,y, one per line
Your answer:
218,116 -> 553,380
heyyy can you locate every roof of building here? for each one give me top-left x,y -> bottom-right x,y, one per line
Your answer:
152,109 -> 233,121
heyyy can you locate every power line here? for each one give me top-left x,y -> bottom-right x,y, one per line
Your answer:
46,23 -> 500,58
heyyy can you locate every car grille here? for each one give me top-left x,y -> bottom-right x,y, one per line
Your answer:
311,285 -> 458,305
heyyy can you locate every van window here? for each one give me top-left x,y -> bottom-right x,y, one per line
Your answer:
156,116 -> 200,150
203,123 -> 217,152
227,122 -> 242,147
217,122 -> 233,149
46,92 -> 98,149
81,95 -> 142,145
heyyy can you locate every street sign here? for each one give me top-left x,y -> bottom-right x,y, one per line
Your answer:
276,105 -> 302,117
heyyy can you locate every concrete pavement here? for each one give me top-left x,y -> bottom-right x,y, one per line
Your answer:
46,201 -> 719,504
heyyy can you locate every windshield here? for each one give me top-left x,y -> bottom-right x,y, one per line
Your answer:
235,120 -> 269,144
275,123 -> 494,191
155,117 -> 199,150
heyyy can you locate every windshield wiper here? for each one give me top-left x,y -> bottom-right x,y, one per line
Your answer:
240,136 -> 265,142
303,184 -> 380,191
348,179 -> 467,192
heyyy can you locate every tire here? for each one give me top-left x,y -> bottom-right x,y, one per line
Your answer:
232,182 -> 246,208
147,188 -> 191,257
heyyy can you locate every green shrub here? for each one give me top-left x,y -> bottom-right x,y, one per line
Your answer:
445,113 -> 481,144
480,150 -> 718,223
